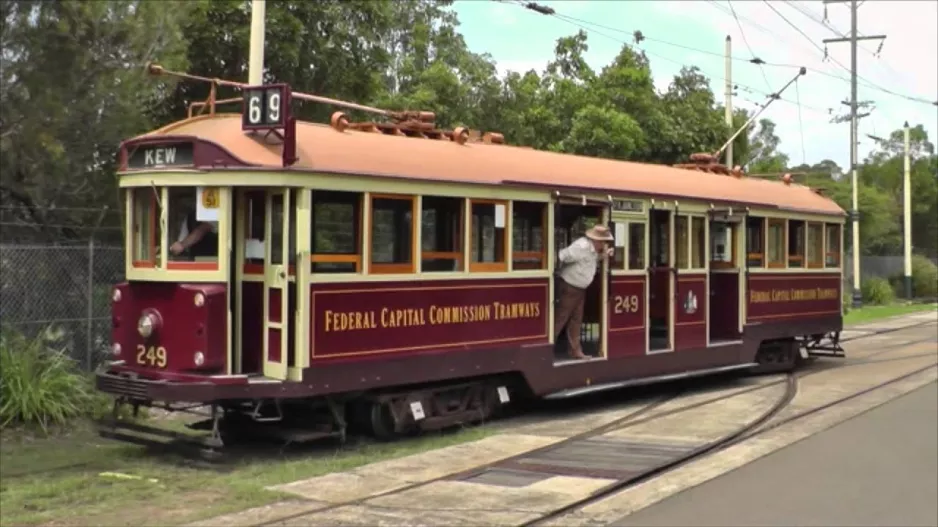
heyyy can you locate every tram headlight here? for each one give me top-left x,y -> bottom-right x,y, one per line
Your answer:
112,289 -> 121,302
193,292 -> 205,307
137,314 -> 156,338
112,343 -> 122,356
193,351 -> 205,367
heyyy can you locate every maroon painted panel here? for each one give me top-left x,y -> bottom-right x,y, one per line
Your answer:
649,268 -> 670,320
747,273 -> 841,322
240,282 -> 263,374
268,289 -> 282,323
674,273 -> 707,350
112,282 -> 227,374
310,278 -> 549,359
268,327 -> 283,363
608,277 -> 646,358
709,271 -> 740,341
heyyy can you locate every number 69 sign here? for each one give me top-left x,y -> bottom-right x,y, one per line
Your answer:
241,84 -> 291,131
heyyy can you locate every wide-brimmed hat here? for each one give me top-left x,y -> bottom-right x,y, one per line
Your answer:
585,224 -> 614,242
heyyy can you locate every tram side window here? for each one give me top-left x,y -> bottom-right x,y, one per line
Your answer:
131,188 -> 162,267
167,187 -> 218,266
370,195 -> 415,273
746,217 -> 765,267
767,218 -> 786,268
421,196 -> 463,272
787,220 -> 805,268
807,222 -> 824,268
312,191 -> 362,273
825,223 -> 841,267
512,201 -> 547,270
691,217 -> 706,269
675,215 -> 689,269
470,200 -> 508,272
628,222 -> 646,270
244,191 -> 265,268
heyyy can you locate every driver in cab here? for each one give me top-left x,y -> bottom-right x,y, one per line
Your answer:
169,198 -> 218,260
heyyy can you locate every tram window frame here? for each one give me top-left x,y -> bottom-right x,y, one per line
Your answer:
825,223 -> 841,268
627,221 -> 647,271
131,187 -> 162,268
242,190 -> 266,275
469,199 -> 509,273
311,190 -> 362,274
511,201 -> 547,271
710,221 -> 736,269
675,215 -> 689,269
369,193 -> 417,274
787,219 -> 805,268
165,186 -> 220,271
420,195 -> 464,273
690,216 -> 706,269
746,216 -> 765,268
806,222 -> 824,268
766,218 -> 786,268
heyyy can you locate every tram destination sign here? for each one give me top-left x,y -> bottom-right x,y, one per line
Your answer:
242,83 -> 292,131
127,142 -> 194,169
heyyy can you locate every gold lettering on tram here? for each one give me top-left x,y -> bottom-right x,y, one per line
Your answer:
322,301 -> 542,333
750,287 -> 839,304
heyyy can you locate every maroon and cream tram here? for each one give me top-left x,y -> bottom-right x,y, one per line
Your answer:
98,66 -> 846,449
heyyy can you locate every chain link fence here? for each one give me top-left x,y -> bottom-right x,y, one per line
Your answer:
0,243 -> 124,370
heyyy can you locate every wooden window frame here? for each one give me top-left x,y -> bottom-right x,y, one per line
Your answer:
469,198 -> 510,273
420,195 -> 465,273
164,187 -> 221,272
675,214 -> 690,270
786,219 -> 805,269
767,218 -> 787,269
131,187 -> 159,269
241,190 -> 266,275
368,193 -> 417,275
626,220 -> 647,271
689,215 -> 707,270
806,222 -> 824,269
511,201 -> 548,271
746,216 -> 766,268
710,221 -> 737,270
310,191 -> 363,274
825,223 -> 842,268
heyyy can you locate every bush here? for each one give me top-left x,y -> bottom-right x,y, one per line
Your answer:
911,255 -> 938,298
861,277 -> 896,305
0,326 -> 97,433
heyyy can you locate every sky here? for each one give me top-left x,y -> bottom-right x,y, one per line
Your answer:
452,0 -> 938,170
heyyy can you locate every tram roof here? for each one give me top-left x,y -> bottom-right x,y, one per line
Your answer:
139,114 -> 845,217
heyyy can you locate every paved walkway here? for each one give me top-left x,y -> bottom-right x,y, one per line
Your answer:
613,381 -> 938,527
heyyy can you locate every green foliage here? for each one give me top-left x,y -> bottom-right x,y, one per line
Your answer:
861,277 -> 896,306
911,255 -> 938,298
0,326 -> 96,432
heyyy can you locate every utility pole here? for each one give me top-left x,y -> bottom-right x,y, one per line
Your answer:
903,121 -> 912,299
822,0 -> 886,308
725,35 -> 733,168
248,0 -> 267,85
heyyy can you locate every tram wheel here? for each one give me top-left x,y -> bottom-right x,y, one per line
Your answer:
368,401 -> 398,441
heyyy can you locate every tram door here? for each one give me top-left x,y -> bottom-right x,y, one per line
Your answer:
648,209 -> 673,352
262,188 -> 295,380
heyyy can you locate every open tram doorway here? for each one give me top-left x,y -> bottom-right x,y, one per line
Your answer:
234,188 -> 298,380
648,209 -> 673,352
708,212 -> 744,345
552,202 -> 607,363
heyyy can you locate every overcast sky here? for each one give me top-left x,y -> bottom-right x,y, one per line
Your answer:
453,0 -> 938,169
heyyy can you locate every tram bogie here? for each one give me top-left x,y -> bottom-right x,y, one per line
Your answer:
95,68 -> 847,452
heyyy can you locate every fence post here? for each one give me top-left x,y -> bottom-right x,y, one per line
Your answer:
86,237 -> 94,371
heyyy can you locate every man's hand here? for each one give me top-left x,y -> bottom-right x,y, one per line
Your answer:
170,241 -> 185,255
605,247 -> 614,258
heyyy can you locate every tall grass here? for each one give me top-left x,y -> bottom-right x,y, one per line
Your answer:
0,326 -> 96,433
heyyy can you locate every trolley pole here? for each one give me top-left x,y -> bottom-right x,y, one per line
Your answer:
903,121 -> 912,299
822,0 -> 886,308
248,0 -> 267,85
724,35 -> 733,168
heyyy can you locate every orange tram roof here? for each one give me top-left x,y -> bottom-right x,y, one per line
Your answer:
136,114 -> 845,217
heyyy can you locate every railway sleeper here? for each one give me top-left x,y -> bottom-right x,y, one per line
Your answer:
355,380 -> 512,441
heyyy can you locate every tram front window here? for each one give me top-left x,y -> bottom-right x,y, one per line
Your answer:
168,187 -> 219,263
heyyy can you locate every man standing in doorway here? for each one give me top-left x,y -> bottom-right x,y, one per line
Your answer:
555,224 -> 615,359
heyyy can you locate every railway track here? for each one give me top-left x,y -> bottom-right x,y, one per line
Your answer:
244,325 -> 935,527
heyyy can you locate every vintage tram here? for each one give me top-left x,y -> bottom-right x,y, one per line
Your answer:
97,66 -> 846,449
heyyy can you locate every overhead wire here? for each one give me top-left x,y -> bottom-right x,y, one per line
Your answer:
727,0 -> 773,92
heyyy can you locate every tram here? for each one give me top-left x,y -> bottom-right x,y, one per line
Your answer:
97,65 -> 846,449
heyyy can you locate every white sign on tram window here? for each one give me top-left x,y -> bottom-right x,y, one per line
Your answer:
196,187 -> 221,222
614,222 -> 627,248
494,203 -> 506,229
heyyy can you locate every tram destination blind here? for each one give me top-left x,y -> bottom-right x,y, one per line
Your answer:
242,84 -> 290,131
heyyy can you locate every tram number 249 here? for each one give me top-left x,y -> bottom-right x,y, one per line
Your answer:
612,294 -> 640,315
136,345 -> 167,368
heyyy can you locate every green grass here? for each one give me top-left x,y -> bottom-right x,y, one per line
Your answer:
844,302 -> 938,326
0,422 -> 493,527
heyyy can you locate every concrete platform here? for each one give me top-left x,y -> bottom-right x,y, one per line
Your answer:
611,381 -> 938,527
